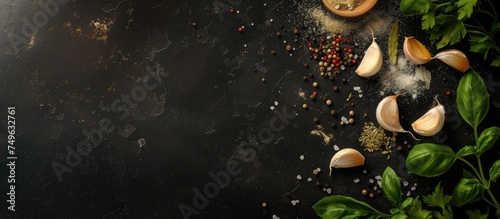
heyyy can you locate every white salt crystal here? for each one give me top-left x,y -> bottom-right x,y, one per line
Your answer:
307,177 -> 312,182
411,186 -> 416,191
296,175 -> 302,180
403,181 -> 409,187
375,175 -> 381,180
369,179 -> 374,184
353,178 -> 360,183
373,186 -> 377,190
333,145 -> 340,151
327,188 -> 332,194
406,191 -> 411,197
299,155 -> 304,160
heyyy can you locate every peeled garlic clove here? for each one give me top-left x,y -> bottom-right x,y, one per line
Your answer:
376,94 -> 420,140
403,36 -> 432,64
433,49 -> 470,73
355,27 -> 383,77
411,96 -> 446,136
329,148 -> 365,176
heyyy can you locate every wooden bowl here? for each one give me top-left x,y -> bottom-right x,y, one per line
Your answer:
322,0 -> 378,18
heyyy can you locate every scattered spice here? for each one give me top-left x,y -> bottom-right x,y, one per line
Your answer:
359,122 -> 393,153
262,202 -> 267,208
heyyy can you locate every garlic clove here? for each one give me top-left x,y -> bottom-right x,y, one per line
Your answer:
329,148 -> 365,176
411,96 -> 446,136
433,49 -> 470,73
403,36 -> 432,64
355,27 -> 383,77
376,94 -> 420,140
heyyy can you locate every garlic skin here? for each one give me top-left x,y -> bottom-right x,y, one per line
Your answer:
403,36 -> 432,64
329,148 -> 365,176
355,27 -> 383,77
433,49 -> 470,73
376,94 -> 420,140
411,96 -> 446,136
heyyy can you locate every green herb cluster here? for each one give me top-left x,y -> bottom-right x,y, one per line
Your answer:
313,70 -> 500,218
400,0 -> 500,67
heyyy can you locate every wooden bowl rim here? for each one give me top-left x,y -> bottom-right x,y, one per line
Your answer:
322,0 -> 378,18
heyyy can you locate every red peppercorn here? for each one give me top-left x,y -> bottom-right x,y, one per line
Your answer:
335,38 -> 340,43
347,48 -> 352,53
336,57 -> 341,61
230,9 -> 234,13
446,91 -> 451,96
308,43 -> 312,47
352,59 -> 357,64
313,91 -> 317,96
238,27 -> 243,32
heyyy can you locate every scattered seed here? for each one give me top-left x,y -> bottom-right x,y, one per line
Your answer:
313,82 -> 319,87
333,86 -> 339,92
362,189 -> 368,196
330,110 -> 337,116
302,104 -> 308,109
326,99 -> 332,106
286,44 -> 292,51
348,118 -> 354,124
261,77 -> 266,82
313,117 -> 319,123
262,202 -> 267,208
369,192 -> 374,198
349,110 -> 355,116
341,77 -> 346,83
363,113 -> 368,118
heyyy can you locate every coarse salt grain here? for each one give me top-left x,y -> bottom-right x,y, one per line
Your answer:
373,186 -> 377,190
297,175 -> 302,180
375,175 -> 381,180
411,186 -> 416,191
308,177 -> 312,182
403,181 -> 409,187
369,179 -> 374,184
333,145 -> 340,151
327,188 -> 332,194
353,178 -> 360,183
299,155 -> 304,160
406,191 -> 411,197
316,168 -> 321,172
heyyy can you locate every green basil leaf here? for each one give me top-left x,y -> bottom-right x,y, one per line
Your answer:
466,209 -> 488,219
456,145 -> 477,157
407,196 -> 433,219
406,143 -> 457,177
477,126 -> 500,153
456,69 -> 490,131
392,213 -> 408,219
451,172 -> 483,207
382,166 -> 402,207
312,195 -> 385,219
388,21 -> 399,64
489,159 -> 500,182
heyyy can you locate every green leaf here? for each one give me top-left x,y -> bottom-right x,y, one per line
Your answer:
489,159 -> 500,182
422,182 -> 452,209
392,213 -> 408,219
421,6 -> 437,30
456,69 -> 490,131
477,126 -> 500,153
406,143 -> 457,177
491,22 -> 500,34
428,15 -> 466,48
400,197 -> 414,211
382,166 -> 402,207
451,171 -> 483,207
492,56 -> 500,67
312,195 -> 386,219
466,209 -> 488,219
388,21 -> 399,65
456,145 -> 477,157
407,196 -> 432,219
456,0 -> 477,20
400,0 -> 432,16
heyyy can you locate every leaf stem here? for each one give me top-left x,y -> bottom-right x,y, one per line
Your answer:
457,157 -> 482,182
477,155 -> 488,188
485,187 -> 500,210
